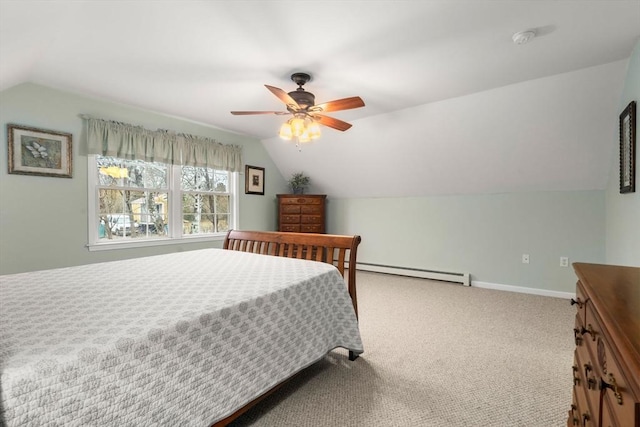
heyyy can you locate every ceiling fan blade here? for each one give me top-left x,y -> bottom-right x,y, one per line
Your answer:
314,114 -> 353,132
265,85 -> 300,109
313,96 -> 365,113
230,111 -> 285,115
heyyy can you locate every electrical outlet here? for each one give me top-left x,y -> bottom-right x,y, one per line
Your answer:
522,254 -> 530,264
560,257 -> 569,267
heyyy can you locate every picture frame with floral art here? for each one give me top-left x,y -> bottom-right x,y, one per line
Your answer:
8,124 -> 73,178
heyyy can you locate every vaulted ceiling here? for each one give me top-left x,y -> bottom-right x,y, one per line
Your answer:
1,1 -> 639,197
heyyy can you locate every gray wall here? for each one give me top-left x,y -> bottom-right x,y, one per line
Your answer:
606,40 -> 640,266
0,83 -> 287,275
327,191 -> 605,293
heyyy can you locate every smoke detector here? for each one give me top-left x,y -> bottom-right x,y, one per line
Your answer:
512,30 -> 536,45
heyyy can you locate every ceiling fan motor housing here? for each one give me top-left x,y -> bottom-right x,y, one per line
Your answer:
288,90 -> 315,108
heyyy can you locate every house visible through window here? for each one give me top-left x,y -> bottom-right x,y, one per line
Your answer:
89,155 -> 235,247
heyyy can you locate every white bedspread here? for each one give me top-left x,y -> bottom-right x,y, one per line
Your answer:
0,248 -> 363,426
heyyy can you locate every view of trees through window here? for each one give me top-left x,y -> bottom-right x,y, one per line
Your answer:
95,156 -> 231,241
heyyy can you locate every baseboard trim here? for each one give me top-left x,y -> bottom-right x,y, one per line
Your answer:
472,280 -> 575,299
354,262 -> 470,286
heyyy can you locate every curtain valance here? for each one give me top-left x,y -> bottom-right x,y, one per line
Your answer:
83,116 -> 243,172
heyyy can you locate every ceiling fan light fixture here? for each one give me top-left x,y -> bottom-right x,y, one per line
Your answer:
298,130 -> 311,143
231,72 -> 365,147
279,121 -> 293,140
308,121 -> 321,140
290,116 -> 306,137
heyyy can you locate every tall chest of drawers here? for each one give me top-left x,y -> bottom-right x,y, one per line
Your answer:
569,263 -> 640,427
277,194 -> 326,233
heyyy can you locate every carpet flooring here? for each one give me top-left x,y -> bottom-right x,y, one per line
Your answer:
230,271 -> 575,426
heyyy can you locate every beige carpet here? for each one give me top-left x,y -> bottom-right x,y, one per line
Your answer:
230,271 -> 575,426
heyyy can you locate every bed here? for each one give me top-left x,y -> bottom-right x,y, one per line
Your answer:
0,230 -> 363,426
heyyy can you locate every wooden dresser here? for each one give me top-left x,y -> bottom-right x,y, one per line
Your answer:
277,194 -> 326,233
569,263 -> 640,427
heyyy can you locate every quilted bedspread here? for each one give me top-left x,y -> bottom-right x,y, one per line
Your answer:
0,248 -> 363,426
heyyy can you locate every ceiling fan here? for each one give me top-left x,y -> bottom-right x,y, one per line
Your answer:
231,72 -> 365,141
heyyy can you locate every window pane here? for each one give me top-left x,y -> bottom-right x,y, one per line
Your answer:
216,214 -> 230,232
215,195 -> 230,214
98,189 -> 169,240
181,167 -> 229,192
182,214 -> 216,235
97,156 -> 167,189
137,213 -> 168,238
181,166 -> 212,191
214,172 -> 228,192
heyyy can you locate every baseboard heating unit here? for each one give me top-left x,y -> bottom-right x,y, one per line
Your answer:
354,262 -> 470,286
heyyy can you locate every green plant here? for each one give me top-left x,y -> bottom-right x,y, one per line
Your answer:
288,172 -> 310,193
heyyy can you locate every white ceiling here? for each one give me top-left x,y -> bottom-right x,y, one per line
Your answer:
1,1 -> 639,197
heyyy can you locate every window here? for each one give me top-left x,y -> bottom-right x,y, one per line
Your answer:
88,155 -> 237,250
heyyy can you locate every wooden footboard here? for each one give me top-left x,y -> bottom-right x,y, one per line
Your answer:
212,230 -> 362,426
223,229 -> 362,317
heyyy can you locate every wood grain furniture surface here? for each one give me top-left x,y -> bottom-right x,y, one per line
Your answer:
569,263 -> 640,427
216,229 -> 362,426
277,194 -> 326,233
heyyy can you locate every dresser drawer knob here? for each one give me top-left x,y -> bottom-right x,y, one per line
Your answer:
570,298 -> 583,308
569,404 -> 579,425
573,328 -> 583,346
584,363 -> 598,390
600,373 -> 623,405
580,324 -> 596,341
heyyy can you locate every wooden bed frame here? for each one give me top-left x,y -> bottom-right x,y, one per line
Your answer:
212,229 -> 362,426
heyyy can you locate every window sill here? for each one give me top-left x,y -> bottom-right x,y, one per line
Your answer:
87,234 -> 225,252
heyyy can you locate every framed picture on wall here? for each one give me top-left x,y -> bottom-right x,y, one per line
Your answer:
619,101 -> 636,193
245,165 -> 265,195
8,124 -> 73,178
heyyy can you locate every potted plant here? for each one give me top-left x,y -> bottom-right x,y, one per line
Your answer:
288,172 -> 310,194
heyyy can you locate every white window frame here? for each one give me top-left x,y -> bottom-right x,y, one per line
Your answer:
87,155 -> 239,251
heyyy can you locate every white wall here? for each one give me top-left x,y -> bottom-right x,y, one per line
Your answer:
0,83 -> 288,275
606,40 -> 640,267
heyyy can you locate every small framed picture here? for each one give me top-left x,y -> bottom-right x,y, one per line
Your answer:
245,165 -> 265,195
619,101 -> 636,193
8,124 -> 73,178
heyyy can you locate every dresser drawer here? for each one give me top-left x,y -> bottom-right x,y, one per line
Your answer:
300,215 -> 322,224
573,281 -> 588,324
567,387 -> 597,427
300,205 -> 322,214
301,224 -> 323,233
279,197 -> 323,205
281,205 -> 301,214
574,314 -> 587,348
281,215 -> 301,224
575,347 -> 600,419
280,224 -> 301,232
601,396 -> 618,427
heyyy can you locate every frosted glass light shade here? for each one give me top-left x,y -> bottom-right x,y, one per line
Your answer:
279,122 -> 293,140
308,122 -> 321,139
290,117 -> 306,137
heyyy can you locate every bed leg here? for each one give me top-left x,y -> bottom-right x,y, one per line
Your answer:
348,351 -> 359,361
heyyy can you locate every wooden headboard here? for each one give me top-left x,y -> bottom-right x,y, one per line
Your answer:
223,230 -> 362,317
